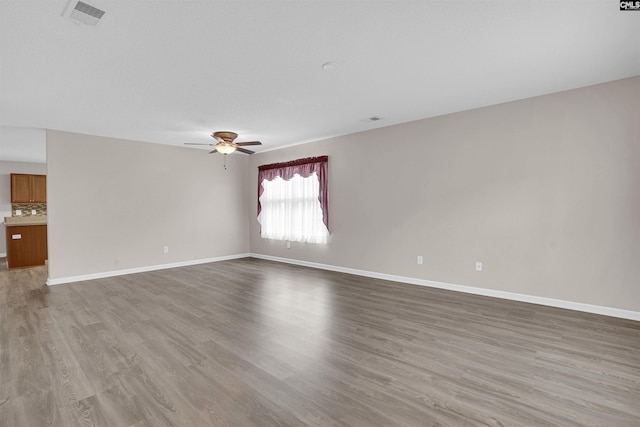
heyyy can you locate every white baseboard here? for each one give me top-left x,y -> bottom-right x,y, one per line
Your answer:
46,253 -> 251,286
250,253 -> 640,322
44,251 -> 640,322
0,252 -> 6,258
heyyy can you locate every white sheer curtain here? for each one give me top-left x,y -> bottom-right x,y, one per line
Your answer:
258,172 -> 329,244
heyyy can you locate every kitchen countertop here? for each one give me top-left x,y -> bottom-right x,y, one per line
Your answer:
4,216 -> 47,226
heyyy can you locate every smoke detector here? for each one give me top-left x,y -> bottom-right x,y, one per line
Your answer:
63,1 -> 106,26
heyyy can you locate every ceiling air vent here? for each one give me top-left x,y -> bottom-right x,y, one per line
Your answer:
64,1 -> 105,26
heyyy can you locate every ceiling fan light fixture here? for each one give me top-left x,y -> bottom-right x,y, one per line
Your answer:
215,144 -> 236,155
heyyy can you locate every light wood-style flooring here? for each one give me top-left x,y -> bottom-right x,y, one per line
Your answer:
1,257 -> 639,426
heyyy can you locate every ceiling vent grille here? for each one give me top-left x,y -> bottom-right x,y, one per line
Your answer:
64,1 -> 105,26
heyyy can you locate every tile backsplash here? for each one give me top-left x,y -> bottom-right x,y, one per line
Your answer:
12,203 -> 47,217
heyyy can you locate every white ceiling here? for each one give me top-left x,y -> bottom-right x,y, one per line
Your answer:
1,0 -> 639,162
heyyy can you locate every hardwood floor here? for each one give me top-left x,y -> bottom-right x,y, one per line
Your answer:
0,257 -> 638,426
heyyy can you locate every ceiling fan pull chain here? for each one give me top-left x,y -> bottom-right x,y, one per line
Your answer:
224,154 -> 227,170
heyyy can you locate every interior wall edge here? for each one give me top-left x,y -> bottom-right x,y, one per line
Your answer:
46,253 -> 251,286
250,253 -> 640,322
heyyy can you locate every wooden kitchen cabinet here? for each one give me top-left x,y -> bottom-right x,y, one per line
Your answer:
11,173 -> 46,203
5,225 -> 48,269
10,174 -> 31,202
30,174 -> 47,202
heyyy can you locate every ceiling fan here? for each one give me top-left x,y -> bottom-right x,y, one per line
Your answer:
185,131 -> 262,155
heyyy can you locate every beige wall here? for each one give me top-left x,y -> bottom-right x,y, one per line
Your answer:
42,77 -> 639,313
0,160 -> 47,255
249,76 -> 640,312
47,130 -> 249,280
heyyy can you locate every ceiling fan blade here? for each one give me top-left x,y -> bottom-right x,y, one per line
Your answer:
234,141 -> 262,146
185,143 -> 213,146
235,147 -> 255,154
209,149 -> 219,154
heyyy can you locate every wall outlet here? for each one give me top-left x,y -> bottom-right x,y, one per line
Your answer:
475,261 -> 483,272
163,246 -> 169,254
15,209 -> 22,215
417,255 -> 423,265
286,241 -> 291,249
31,209 -> 37,215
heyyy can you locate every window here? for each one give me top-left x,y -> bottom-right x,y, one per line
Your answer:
257,156 -> 329,244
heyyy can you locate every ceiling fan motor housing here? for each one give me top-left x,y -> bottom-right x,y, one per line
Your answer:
213,131 -> 238,143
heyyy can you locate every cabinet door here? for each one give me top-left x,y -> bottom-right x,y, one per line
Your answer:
11,174 -> 31,203
6,225 -> 48,269
31,175 -> 47,203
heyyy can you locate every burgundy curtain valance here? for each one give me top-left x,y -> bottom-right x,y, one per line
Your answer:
257,156 -> 329,229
